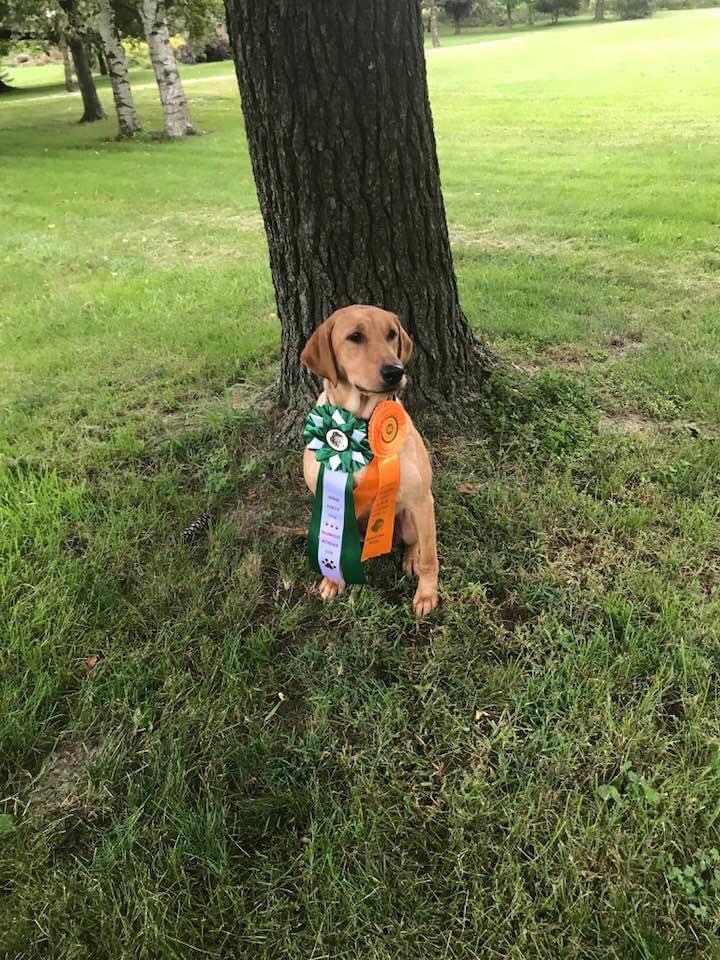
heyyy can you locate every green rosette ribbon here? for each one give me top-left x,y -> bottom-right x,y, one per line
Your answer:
304,404 -> 373,585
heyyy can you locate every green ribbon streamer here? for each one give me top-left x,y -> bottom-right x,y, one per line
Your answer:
307,465 -> 366,585
304,404 -> 372,586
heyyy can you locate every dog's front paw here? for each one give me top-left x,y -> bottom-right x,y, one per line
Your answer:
413,582 -> 439,617
318,576 -> 345,601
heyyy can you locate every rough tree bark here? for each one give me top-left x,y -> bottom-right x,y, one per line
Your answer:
225,0 -> 493,420
594,0 -> 605,20
141,0 -> 194,138
96,0 -> 141,137
59,32 -> 75,91
60,0 -> 105,122
429,2 -> 441,47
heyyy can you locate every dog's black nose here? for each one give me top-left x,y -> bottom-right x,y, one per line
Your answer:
380,363 -> 405,386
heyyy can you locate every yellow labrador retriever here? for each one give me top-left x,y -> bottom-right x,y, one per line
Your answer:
301,304 -> 439,616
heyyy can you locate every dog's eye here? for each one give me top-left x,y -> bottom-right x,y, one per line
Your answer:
387,330 -> 397,341
347,331 -> 364,344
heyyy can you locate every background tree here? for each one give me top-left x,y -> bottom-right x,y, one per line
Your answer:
504,0 -> 517,25
59,0 -> 106,121
58,29 -> 75,90
594,0 -> 605,20
534,0 -> 579,22
614,0 -> 652,18
140,0 -> 194,137
93,38 -> 108,73
428,1 -> 441,46
95,0 -> 140,136
443,0 -> 474,32
225,0 -> 494,424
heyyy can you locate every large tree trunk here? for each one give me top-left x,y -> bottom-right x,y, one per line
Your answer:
429,3 -> 441,47
506,1 -> 514,25
594,0 -> 605,19
59,32 -> 74,91
454,18 -> 462,33
96,0 -> 141,137
225,0 -> 493,419
141,0 -> 194,138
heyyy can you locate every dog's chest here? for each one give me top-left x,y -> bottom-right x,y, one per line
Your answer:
303,444 -> 421,509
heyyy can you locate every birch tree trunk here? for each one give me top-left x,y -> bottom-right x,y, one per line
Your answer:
225,0 -> 494,421
141,0 -> 194,138
59,32 -> 74,91
96,0 -> 141,137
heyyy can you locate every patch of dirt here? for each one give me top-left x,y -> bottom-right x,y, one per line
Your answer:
606,334 -> 646,359
449,225 -> 578,258
27,740 -> 107,823
511,344 -> 588,376
684,423 -> 720,441
599,412 -> 662,436
548,534 -> 622,594
510,336 -> 643,379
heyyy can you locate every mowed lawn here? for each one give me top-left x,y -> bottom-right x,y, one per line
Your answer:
2,10 -> 720,958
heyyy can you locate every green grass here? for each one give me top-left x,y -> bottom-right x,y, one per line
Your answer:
2,9 -> 720,958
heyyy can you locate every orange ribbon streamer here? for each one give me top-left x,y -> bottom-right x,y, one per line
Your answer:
354,400 -> 408,561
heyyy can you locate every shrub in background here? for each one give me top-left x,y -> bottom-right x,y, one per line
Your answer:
121,37 -> 151,68
614,0 -> 653,17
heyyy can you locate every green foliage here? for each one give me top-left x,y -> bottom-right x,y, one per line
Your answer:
443,0 -> 476,28
614,0 -> 653,17
168,0 -> 224,45
479,369 -> 597,464
120,36 -> 150,67
668,849 -> 720,921
534,0 -> 580,19
596,760 -> 662,809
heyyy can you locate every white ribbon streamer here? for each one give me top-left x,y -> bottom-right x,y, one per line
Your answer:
318,468 -> 346,583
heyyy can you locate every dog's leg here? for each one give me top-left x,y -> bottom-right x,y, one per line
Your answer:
318,576 -> 345,601
399,509 -> 420,577
409,495 -> 439,616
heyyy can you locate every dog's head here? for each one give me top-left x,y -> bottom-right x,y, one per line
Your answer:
301,305 -> 413,398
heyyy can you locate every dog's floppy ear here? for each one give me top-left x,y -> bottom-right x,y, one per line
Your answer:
301,316 -> 338,385
395,317 -> 414,366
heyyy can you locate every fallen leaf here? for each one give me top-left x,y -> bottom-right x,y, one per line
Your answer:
86,655 -> 99,674
457,483 -> 479,495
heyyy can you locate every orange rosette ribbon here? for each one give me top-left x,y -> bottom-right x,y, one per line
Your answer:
352,400 -> 408,561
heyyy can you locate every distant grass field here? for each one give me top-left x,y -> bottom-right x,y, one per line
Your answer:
2,9 -> 720,958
